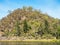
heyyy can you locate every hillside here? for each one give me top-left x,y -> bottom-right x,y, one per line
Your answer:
0,6 -> 60,40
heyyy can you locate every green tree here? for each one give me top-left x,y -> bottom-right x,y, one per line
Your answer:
44,20 -> 49,34
27,6 -> 33,12
56,26 -> 60,39
52,23 -> 57,37
15,20 -> 21,36
37,23 -> 44,37
4,29 -> 10,37
22,6 -> 27,11
23,19 -> 30,33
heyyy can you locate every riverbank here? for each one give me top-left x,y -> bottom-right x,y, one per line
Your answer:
0,39 -> 59,42
0,39 -> 59,45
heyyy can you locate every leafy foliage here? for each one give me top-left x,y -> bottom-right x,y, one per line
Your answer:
15,20 -> 21,36
0,6 -> 60,39
23,19 -> 31,33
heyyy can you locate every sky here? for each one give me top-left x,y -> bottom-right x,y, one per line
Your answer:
0,0 -> 60,19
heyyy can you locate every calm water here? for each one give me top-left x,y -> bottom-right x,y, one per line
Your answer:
0,41 -> 60,45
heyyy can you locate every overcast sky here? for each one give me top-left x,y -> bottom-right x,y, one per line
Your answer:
0,0 -> 60,19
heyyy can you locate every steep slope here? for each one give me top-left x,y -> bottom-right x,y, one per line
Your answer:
0,7 -> 60,39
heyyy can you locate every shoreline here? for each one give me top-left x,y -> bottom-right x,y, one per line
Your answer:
0,39 -> 59,42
